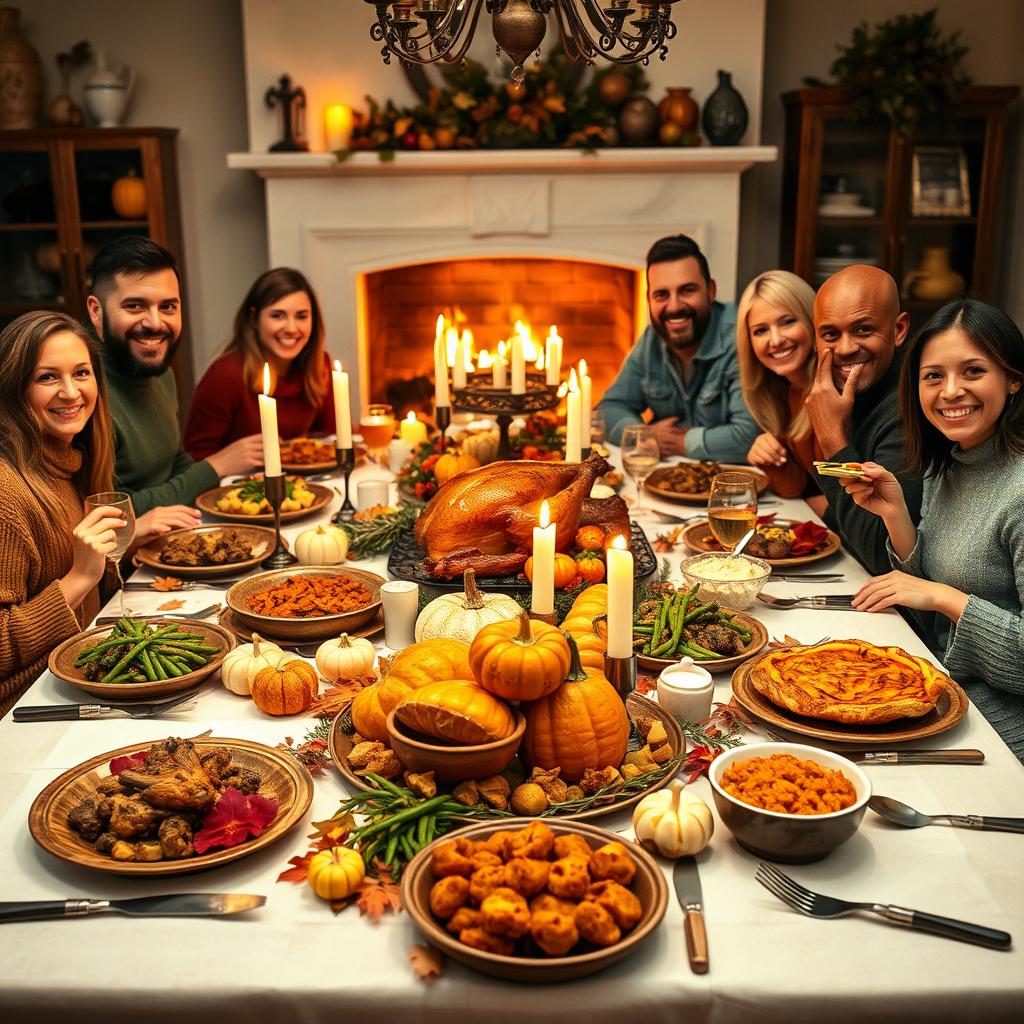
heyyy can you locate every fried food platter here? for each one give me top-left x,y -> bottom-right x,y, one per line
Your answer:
731,644 -> 968,745
28,737 -> 313,876
195,482 -> 333,523
645,462 -> 769,503
328,692 -> 684,822
681,518 -> 842,567
133,524 -> 277,579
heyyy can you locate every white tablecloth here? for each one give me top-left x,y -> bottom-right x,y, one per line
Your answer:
1,453 -> 1022,1024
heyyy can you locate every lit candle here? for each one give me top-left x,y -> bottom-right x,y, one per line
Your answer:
332,359 -> 353,448
258,362 -> 282,476
531,500 -> 556,615
579,358 -> 592,451
453,333 -> 466,389
445,326 -> 459,368
434,322 -> 450,409
323,103 -> 354,151
545,326 -> 562,386
494,340 -> 508,388
606,533 -> 634,659
565,368 -> 582,462
400,410 -> 428,445
511,333 -> 526,394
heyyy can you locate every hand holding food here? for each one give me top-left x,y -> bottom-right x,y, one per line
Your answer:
836,460 -> 907,519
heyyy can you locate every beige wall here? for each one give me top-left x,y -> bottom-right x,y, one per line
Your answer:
23,0 -> 268,383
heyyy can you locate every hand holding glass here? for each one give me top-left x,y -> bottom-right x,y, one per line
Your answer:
707,472 -> 758,550
620,424 -> 660,516
85,491 -> 135,615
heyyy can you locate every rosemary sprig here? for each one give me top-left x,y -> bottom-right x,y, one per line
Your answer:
337,503 -> 420,558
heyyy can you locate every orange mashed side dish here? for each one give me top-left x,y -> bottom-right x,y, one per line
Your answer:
247,574 -> 372,618
720,753 -> 857,814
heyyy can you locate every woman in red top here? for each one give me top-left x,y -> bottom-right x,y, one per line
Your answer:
185,268 -> 333,459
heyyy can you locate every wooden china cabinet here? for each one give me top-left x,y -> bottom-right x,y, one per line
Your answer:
780,86 -> 1019,330
0,127 -> 192,394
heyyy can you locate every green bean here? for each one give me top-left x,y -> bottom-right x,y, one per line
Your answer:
137,648 -> 158,682
355,794 -> 451,843
363,773 -> 413,800
100,627 -> 170,684
383,831 -> 400,865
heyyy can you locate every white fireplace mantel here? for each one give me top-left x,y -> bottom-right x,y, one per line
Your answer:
229,146 -> 776,409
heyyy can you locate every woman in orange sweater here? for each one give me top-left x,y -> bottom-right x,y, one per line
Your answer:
735,270 -> 826,514
0,312 -> 195,715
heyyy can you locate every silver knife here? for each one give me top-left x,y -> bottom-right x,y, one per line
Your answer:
0,893 -> 266,923
14,689 -> 200,722
673,856 -> 708,974
846,749 -> 985,765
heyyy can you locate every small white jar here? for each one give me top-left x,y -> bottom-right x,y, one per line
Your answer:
657,657 -> 714,724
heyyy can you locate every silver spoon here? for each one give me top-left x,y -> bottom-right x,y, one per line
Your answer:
869,795 -> 1024,834
728,528 -> 755,558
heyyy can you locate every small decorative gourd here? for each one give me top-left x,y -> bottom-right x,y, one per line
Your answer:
294,523 -> 349,566
394,679 -> 516,744
524,552 -> 577,590
469,611 -> 571,702
434,451 -> 480,485
315,632 -> 375,682
307,846 -> 365,901
462,430 -> 500,465
220,634 -> 294,696
350,683 -> 390,742
415,569 -> 522,645
631,779 -> 714,858
251,660 -> 319,716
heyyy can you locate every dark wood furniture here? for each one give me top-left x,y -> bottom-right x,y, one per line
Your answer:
780,86 -> 1019,327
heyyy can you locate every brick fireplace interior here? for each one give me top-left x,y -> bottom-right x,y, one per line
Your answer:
361,258 -> 642,418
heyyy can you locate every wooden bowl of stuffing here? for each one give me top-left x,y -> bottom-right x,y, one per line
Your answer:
402,818 -> 668,983
708,741 -> 871,863
226,566 -> 384,642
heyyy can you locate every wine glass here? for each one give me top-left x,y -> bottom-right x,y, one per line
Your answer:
707,472 -> 758,551
359,403 -> 396,465
85,491 -> 136,617
620,424 -> 660,517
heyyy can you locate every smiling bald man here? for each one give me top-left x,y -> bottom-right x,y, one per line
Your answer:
805,266 -> 924,574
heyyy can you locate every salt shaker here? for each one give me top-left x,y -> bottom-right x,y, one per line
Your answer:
657,657 -> 714,724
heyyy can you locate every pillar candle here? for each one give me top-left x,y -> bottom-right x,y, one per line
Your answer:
324,104 -> 354,151
606,533 -> 634,659
579,358 -> 592,451
565,368 -> 582,462
400,410 -> 428,446
433,335 -> 450,409
258,362 -> 282,476
530,500 -> 555,615
494,341 -> 508,388
332,359 -> 353,448
452,334 -> 466,389
545,327 -> 562,386
511,333 -> 526,394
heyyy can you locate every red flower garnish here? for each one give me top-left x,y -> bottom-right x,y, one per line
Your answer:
789,520 -> 830,556
193,788 -> 279,854
109,752 -> 148,775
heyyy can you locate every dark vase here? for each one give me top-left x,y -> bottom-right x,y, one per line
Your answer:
618,95 -> 660,146
702,70 -> 748,147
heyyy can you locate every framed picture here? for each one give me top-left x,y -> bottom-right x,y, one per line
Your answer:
911,146 -> 971,216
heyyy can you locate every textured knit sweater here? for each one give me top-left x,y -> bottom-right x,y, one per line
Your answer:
0,440 -> 100,717
101,348 -> 219,516
183,350 -> 334,460
889,438 -> 1024,762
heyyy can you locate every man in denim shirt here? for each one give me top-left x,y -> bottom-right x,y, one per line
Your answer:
599,235 -> 759,462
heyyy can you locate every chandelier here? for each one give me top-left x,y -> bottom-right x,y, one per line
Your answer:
363,1 -> 685,81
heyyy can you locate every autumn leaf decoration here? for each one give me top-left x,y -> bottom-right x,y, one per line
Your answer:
409,943 -> 444,984
151,576 -> 183,592
193,789 -> 279,854
356,863 -> 403,920
789,520 -> 830,556
156,598 -> 186,611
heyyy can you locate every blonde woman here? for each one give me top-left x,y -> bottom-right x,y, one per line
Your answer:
735,270 -> 824,511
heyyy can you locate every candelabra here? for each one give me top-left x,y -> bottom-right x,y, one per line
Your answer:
332,445 -> 357,523
452,371 -> 560,460
262,474 -> 299,569
363,1 -> 684,81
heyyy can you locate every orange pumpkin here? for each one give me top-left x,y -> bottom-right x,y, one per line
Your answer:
524,552 -> 577,590
251,659 -> 319,716
394,679 -> 516,744
434,451 -> 480,485
350,683 -> 390,741
111,169 -> 147,219
376,638 -> 472,715
469,611 -> 571,702
575,525 -> 606,551
561,584 -> 608,672
521,634 -> 629,782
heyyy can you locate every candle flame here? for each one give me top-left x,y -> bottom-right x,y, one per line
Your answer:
435,313 -> 445,338
610,533 -> 627,550
569,367 -> 579,392
477,349 -> 493,369
405,410 -> 417,424
334,358 -> 342,373
536,348 -> 545,370
548,324 -> 559,340
539,500 -> 550,529
445,326 -> 459,367
498,340 -> 507,359
579,357 -> 588,378
262,362 -> 271,396
557,381 -> 568,398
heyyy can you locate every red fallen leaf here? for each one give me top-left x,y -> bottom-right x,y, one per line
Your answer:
109,751 -> 148,774
277,851 -> 317,884
194,789 -> 279,854
307,814 -> 355,850
682,743 -> 720,783
409,943 -> 444,983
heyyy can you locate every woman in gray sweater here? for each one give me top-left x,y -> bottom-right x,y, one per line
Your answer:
841,299 -> 1024,761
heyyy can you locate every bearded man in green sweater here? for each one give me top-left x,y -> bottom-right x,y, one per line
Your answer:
86,237 -> 263,516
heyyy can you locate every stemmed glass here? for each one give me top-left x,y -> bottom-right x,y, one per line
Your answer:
85,491 -> 136,617
359,403 -> 396,465
620,424 -> 660,518
707,472 -> 758,550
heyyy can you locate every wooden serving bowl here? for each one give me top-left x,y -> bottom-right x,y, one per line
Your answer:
402,819 -> 668,983
385,710 -> 526,784
133,524 -> 277,578
47,619 -> 235,700
226,566 -> 384,642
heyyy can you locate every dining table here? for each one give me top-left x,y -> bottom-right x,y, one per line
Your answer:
1,446 -> 1022,1024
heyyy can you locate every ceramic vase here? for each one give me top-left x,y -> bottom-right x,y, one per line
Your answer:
0,6 -> 42,129
84,51 -> 134,127
618,95 -> 660,146
902,247 -> 965,302
659,87 -> 699,132
702,70 -> 748,147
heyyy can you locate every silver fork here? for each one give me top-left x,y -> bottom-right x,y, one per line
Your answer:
757,594 -> 857,610
95,603 -> 222,626
123,579 -> 244,592
755,862 -> 1011,949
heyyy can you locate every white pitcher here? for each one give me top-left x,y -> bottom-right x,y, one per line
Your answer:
84,51 -> 134,127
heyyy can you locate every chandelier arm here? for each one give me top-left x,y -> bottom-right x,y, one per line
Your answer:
551,1 -> 595,62
375,0 -> 486,66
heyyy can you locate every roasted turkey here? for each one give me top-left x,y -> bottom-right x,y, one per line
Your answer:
415,453 -> 631,578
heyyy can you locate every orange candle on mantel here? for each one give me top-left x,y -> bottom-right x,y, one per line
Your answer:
324,103 -> 354,151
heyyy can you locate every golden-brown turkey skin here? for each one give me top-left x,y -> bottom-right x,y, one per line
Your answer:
415,454 -> 612,560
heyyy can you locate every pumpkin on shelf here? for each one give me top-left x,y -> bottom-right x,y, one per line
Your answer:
294,523 -> 349,566
307,846 -> 365,901
376,638 -> 473,716
524,552 -> 577,590
561,584 -> 608,671
632,779 -> 714,859
350,683 -> 390,742
434,451 -> 480,486
414,568 -> 521,645
251,659 -> 319,716
469,611 -> 571,702
315,632 -> 375,682
394,679 -> 516,744
220,634 -> 295,696
521,633 -> 629,783
111,169 -> 147,219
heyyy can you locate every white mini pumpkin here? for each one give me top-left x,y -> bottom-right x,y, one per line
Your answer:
315,632 -> 376,682
294,524 -> 349,566
414,569 -> 522,644
220,633 -> 298,696
462,430 -> 500,466
631,779 -> 714,858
